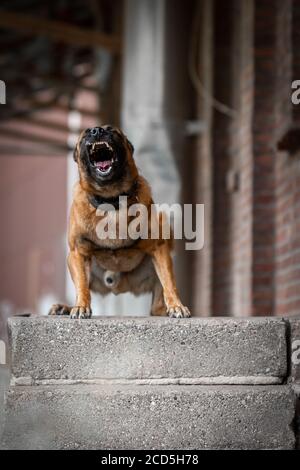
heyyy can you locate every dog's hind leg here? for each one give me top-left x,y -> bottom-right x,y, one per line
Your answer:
48,304 -> 71,316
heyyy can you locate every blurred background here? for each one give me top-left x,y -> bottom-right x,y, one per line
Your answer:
1,0 -> 300,345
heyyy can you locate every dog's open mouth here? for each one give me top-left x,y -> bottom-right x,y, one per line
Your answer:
88,141 -> 115,176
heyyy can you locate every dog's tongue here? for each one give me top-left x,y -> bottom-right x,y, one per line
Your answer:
96,160 -> 111,172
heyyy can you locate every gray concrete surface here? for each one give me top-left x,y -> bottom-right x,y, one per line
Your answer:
1,384 -> 295,450
290,318 -> 300,383
294,385 -> 300,450
0,366 -> 10,441
8,316 -> 287,384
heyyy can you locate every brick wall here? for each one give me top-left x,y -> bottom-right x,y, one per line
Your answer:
211,0 -> 300,317
251,0 -> 300,316
274,0 -> 300,316
212,0 -> 235,315
252,0 -> 282,315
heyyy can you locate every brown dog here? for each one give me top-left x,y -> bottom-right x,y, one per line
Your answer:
49,126 -> 190,319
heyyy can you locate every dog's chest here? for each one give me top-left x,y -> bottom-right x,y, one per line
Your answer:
87,202 -> 147,250
77,199 -> 147,271
92,248 -> 145,272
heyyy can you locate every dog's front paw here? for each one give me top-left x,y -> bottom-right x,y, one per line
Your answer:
167,305 -> 191,318
70,306 -> 92,319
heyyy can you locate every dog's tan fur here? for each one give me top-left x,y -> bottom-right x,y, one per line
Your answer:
49,126 -> 190,319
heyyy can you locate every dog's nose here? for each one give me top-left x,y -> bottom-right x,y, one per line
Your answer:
90,127 -> 101,137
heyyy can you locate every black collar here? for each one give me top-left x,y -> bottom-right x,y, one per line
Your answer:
88,180 -> 138,210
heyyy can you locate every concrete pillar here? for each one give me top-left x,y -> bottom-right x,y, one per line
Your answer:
191,0 -> 214,316
122,0 -> 180,206
122,0 -> 194,313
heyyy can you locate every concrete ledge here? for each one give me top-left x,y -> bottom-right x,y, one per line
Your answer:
8,317 -> 287,384
1,384 -> 295,450
290,319 -> 300,383
0,366 -> 10,441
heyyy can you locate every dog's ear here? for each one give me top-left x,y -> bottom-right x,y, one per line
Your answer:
114,127 -> 134,154
73,131 -> 85,162
73,142 -> 79,162
113,126 -> 134,154
126,137 -> 134,154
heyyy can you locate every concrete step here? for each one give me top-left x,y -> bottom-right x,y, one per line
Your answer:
0,366 -> 10,441
1,384 -> 295,450
8,316 -> 288,385
3,316 -> 298,450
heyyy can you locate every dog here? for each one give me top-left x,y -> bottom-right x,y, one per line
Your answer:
49,126 -> 190,319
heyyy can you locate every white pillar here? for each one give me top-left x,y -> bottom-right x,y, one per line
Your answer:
122,0 -> 180,206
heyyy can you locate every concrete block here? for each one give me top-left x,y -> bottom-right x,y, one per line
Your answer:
0,366 -> 10,441
290,319 -> 300,383
1,384 -> 295,450
294,385 -> 300,449
8,317 -> 287,384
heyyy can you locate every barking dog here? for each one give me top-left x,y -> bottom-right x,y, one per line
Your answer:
49,126 -> 190,319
